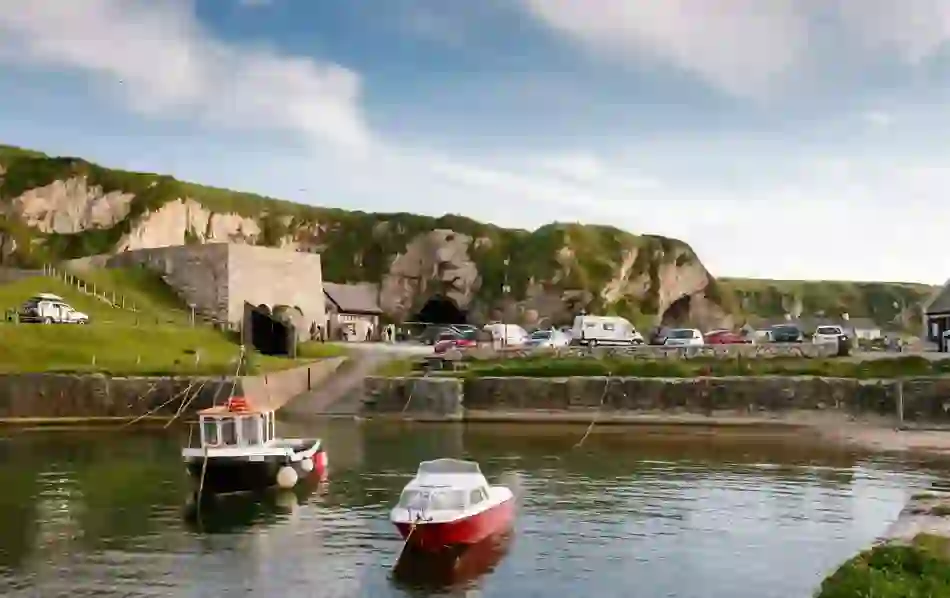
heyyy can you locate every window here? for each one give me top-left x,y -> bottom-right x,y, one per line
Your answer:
816,326 -> 841,335
398,490 -> 429,509
602,323 -> 615,331
221,418 -> 237,445
469,487 -> 487,505
429,490 -> 466,511
668,329 -> 694,339
262,413 -> 271,442
242,416 -> 261,445
202,419 -> 218,445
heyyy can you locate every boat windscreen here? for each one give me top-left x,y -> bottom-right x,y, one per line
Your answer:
417,459 -> 481,476
398,489 -> 467,511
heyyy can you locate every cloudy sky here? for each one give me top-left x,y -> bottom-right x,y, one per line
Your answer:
1,0 -> 949,283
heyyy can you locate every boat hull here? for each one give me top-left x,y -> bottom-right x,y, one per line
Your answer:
184,447 -> 327,495
393,497 -> 515,550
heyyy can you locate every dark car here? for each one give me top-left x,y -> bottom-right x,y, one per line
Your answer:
770,324 -> 804,343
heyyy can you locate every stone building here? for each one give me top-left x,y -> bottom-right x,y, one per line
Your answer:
925,279 -> 950,351
323,282 -> 382,341
67,243 -> 326,341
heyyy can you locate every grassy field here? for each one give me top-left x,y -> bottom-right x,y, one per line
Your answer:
815,534 -> 950,598
409,354 -> 950,379
0,269 -> 346,375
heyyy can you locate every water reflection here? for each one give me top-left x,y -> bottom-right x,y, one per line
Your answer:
0,421 -> 946,597
393,532 -> 514,594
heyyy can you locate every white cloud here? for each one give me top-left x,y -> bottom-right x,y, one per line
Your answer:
520,0 -> 950,97
0,0 -> 371,153
861,110 -> 894,128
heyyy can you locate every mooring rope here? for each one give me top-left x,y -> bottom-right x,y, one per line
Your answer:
392,508 -> 432,570
120,379 -> 198,428
573,370 -> 614,449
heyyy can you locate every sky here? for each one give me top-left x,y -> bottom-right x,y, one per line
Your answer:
1,0 -> 949,284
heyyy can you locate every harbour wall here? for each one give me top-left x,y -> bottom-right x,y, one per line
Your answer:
362,375 -> 950,426
0,358 -> 344,424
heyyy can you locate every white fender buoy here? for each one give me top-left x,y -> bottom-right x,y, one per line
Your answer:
299,457 -> 314,473
276,466 -> 298,489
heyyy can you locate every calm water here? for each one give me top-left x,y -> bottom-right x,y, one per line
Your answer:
0,420 -> 944,598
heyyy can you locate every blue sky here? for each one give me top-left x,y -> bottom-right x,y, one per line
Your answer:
2,0 -> 950,283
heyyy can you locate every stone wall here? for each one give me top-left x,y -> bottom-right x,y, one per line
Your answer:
227,244 -> 325,338
362,375 -> 950,426
70,244 -> 230,322
0,357 -> 346,422
471,342 -> 838,362
363,377 -> 464,420
67,243 -> 327,341
0,374 -> 234,421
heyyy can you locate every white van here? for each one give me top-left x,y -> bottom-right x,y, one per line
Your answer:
482,323 -> 529,347
571,315 -> 643,347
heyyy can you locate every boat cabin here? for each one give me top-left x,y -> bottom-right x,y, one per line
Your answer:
197,397 -> 276,449
397,459 -> 492,512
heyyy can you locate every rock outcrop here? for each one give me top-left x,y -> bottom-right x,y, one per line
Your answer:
0,143 -> 935,329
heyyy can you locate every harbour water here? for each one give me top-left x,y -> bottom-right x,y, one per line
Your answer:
0,420 -> 943,598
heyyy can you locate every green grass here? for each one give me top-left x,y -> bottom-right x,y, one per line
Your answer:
0,323 -> 304,375
68,267 -> 192,324
816,534 -> 950,598
423,355 -> 950,380
0,269 -> 331,375
297,342 -> 350,360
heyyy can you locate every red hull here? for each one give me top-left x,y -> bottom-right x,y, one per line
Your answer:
394,497 -> 515,550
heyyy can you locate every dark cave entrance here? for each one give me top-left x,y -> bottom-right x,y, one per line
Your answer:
661,295 -> 692,326
415,295 -> 467,325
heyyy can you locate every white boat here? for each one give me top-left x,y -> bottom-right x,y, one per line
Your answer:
181,396 -> 328,495
390,458 -> 514,551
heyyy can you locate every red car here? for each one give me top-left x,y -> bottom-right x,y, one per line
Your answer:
434,330 -> 477,354
704,330 -> 750,344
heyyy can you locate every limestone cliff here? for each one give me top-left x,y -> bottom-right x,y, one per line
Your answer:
0,143 -> 933,330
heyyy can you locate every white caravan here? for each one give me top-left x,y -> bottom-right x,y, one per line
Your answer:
482,323 -> 529,347
570,315 -> 644,347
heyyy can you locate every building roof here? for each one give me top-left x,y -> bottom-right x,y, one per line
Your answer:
323,282 -> 383,315
926,279 -> 950,315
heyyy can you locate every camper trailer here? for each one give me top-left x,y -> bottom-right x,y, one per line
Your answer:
570,315 -> 644,347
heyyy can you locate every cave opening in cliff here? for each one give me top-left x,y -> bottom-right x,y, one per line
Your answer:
415,295 -> 467,325
661,294 -> 692,326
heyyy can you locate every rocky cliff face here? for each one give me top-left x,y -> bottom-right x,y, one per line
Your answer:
0,144 -> 933,330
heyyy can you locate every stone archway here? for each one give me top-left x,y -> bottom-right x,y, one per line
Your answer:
414,295 -> 468,325
661,295 -> 692,326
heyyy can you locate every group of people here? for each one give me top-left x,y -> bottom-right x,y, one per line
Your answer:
308,321 -> 400,343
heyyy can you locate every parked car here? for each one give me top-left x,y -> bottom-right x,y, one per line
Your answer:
663,328 -> 704,347
482,323 -> 530,347
705,330 -> 750,344
433,329 -> 478,354
18,294 -> 89,324
527,328 -> 571,349
812,325 -> 852,356
770,324 -> 804,343
570,315 -> 644,347
415,325 -> 455,345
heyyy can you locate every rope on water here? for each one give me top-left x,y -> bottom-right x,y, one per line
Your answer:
573,370 -> 620,449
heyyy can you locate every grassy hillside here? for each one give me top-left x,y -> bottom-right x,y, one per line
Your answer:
0,142 -> 936,329
0,143 -> 702,320
0,268 -> 337,374
719,278 -> 934,329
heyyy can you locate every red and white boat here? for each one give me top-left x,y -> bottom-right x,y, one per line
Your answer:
390,458 -> 515,551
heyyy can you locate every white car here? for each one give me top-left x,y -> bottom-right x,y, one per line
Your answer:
663,328 -> 705,347
813,325 -> 846,344
527,329 -> 571,349
482,323 -> 529,347
18,293 -> 90,324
